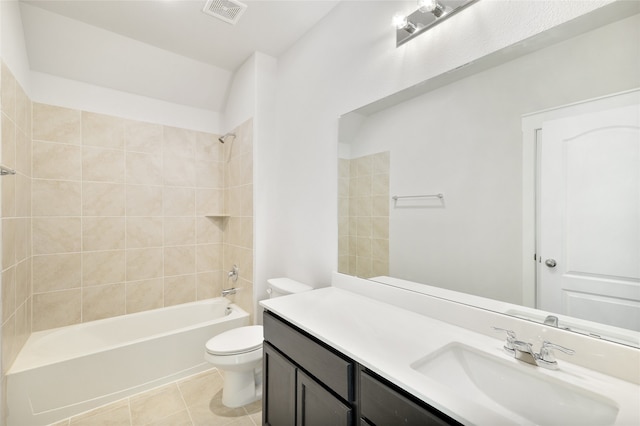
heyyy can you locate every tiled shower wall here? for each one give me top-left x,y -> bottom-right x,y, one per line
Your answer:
1,63 -> 33,401
338,152 -> 390,278
0,61 -> 255,386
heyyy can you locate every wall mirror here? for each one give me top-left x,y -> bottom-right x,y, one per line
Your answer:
338,2 -> 640,348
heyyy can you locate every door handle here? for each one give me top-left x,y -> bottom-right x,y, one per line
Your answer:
545,259 -> 557,268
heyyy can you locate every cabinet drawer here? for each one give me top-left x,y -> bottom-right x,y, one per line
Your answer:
264,311 -> 355,401
360,370 -> 460,426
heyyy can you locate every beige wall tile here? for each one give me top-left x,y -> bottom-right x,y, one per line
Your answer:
163,186 -> 195,216
127,217 -> 163,249
82,182 -> 125,216
33,253 -> 81,292
372,173 -> 390,196
15,82 -> 29,133
357,217 -> 372,238
355,156 -> 373,177
163,156 -> 196,187
82,250 -> 126,287
126,248 -> 163,281
356,237 -> 372,258
195,188 -> 223,216
82,217 -> 125,251
33,103 -> 81,145
164,274 -> 196,306
126,278 -> 163,314
2,113 -> 16,169
372,217 -> 389,239
126,151 -> 162,185
15,218 -> 29,262
2,174 -> 15,218
15,174 -> 31,218
196,271 -> 222,300
163,126 -> 195,156
2,318 -> 17,375
196,217 -> 224,244
32,141 -> 81,180
125,120 -> 162,153
15,129 -> 31,176
164,217 -> 196,247
33,217 -> 81,255
32,289 -> 81,331
82,146 -> 125,183
240,184 -> 253,217
2,218 -> 16,270
196,160 -> 223,188
32,179 -> 81,216
126,184 -> 163,216
195,131 -> 220,163
164,246 -> 195,277
1,267 -> 16,324
372,238 -> 389,261
1,62 -> 17,120
373,151 -> 390,174
82,283 -> 125,322
372,195 -> 390,216
15,258 -> 31,306
196,244 -> 222,273
82,111 -> 124,149
15,301 -> 30,356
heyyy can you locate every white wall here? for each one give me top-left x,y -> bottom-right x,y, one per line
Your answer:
1,0 -> 31,91
346,14 -> 639,304
266,0 -> 617,288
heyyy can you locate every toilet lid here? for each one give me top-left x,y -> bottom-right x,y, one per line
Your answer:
206,325 -> 263,355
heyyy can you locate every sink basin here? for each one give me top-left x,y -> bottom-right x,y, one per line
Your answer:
411,343 -> 619,425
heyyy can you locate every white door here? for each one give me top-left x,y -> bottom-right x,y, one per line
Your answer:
538,97 -> 640,331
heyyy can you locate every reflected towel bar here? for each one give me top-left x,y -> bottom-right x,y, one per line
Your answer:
392,193 -> 443,201
0,165 -> 16,176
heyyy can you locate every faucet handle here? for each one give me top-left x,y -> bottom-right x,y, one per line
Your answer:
492,327 -> 517,354
536,341 -> 575,368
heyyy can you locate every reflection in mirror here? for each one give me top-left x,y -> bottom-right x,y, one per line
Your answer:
338,3 -> 640,347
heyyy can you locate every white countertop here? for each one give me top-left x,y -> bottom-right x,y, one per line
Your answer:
260,286 -> 640,425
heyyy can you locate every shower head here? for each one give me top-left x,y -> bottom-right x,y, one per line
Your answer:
218,133 -> 236,144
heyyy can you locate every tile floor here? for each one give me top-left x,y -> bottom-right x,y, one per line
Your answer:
49,368 -> 262,426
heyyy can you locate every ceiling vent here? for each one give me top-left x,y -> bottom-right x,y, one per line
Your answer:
202,0 -> 248,25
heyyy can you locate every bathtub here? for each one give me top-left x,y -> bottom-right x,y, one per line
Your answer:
6,298 -> 249,426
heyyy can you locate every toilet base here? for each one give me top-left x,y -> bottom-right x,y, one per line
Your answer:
221,366 -> 263,408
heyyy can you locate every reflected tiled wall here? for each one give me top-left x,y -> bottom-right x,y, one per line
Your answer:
1,63 -> 33,420
338,152 -> 389,278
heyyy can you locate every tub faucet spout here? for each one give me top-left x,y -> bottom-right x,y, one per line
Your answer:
222,288 -> 237,297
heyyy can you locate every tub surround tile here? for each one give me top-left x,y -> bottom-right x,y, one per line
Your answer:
81,112 -> 125,150
32,179 -> 81,216
196,217 -> 224,244
1,319 -> 17,375
82,250 -> 126,287
82,283 -> 126,322
82,217 -> 126,251
33,253 -> 81,292
126,151 -> 163,186
164,246 -> 196,277
32,141 -> 82,180
164,274 -> 196,306
15,258 -> 31,305
126,184 -> 163,217
196,244 -> 222,272
195,188 -> 223,216
126,248 -> 164,281
163,186 -> 196,216
126,278 -> 163,314
1,267 -> 16,324
32,289 -> 82,331
2,113 -> 16,169
82,146 -> 125,183
127,217 -> 164,249
1,174 -> 15,218
125,120 -> 163,154
32,217 -> 81,255
164,217 -> 196,247
82,182 -> 125,217
32,103 -> 81,145
197,271 -> 223,300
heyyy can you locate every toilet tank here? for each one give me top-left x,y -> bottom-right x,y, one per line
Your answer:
267,278 -> 313,298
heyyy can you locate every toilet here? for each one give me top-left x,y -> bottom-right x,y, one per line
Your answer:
204,278 -> 313,408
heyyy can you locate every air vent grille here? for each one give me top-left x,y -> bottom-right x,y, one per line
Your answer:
202,0 -> 247,25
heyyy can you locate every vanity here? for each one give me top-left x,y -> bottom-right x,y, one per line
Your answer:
260,273 -> 640,425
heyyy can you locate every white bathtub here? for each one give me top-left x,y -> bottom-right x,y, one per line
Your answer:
6,298 -> 249,426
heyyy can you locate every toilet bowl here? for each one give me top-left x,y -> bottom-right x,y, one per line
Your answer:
204,278 -> 313,408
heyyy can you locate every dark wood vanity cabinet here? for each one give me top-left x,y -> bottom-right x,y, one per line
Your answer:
263,311 -> 461,426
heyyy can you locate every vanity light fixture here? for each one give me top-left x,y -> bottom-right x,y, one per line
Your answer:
418,0 -> 446,18
395,0 -> 479,47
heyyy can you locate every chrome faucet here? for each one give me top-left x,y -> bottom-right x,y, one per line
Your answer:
493,327 -> 575,369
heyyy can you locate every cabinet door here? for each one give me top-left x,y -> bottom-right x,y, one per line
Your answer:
264,343 -> 296,426
297,370 -> 353,426
360,371 -> 460,426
